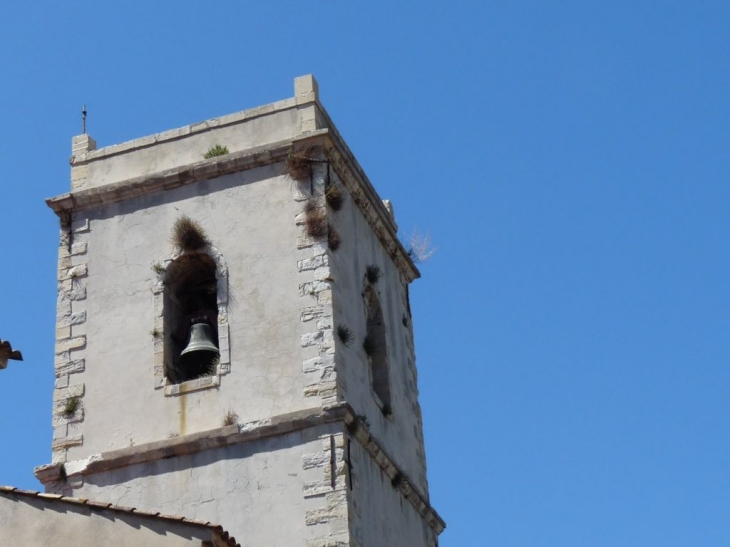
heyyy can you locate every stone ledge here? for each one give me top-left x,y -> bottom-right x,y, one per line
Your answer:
342,411 -> 446,535
47,130 -> 419,283
35,405 -> 348,484
163,374 -> 220,395
34,402 -> 445,535
47,136 -> 307,215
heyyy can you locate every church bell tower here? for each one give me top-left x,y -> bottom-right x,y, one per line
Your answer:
36,75 -> 445,546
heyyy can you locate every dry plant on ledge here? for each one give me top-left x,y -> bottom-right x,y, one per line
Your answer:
404,229 -> 436,264
304,199 -> 327,238
328,224 -> 341,251
172,215 -> 210,252
365,265 -> 382,284
336,325 -> 353,347
285,147 -> 316,180
222,410 -> 239,427
325,183 -> 345,211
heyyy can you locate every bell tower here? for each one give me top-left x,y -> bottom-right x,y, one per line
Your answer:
36,75 -> 445,546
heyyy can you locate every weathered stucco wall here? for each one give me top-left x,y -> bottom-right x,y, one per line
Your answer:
325,164 -> 429,495
0,493 -> 218,547
56,163 -> 328,460
71,425 -> 347,547
347,438 -> 437,547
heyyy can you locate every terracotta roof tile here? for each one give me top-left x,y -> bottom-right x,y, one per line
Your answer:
0,485 -> 240,547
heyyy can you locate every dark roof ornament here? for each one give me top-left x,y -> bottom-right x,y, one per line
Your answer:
0,339 -> 23,370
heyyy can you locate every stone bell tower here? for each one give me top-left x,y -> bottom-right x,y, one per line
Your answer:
36,75 -> 445,546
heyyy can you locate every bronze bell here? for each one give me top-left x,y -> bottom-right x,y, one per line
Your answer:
181,322 -> 219,356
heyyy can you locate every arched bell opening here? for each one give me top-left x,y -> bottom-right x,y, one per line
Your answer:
363,285 -> 392,407
163,252 -> 220,384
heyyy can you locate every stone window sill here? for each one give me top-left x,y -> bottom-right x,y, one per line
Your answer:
163,375 -> 220,396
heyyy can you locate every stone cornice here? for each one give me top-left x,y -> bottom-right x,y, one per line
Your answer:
316,124 -> 420,282
34,402 -> 445,535
47,136 -> 300,216
47,129 -> 420,283
342,410 -> 447,535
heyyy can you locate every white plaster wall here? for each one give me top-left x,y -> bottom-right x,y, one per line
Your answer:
348,439 -> 437,547
67,164 -> 320,458
82,108 -> 301,189
75,428 -> 337,547
326,167 -> 429,495
0,495 -> 212,547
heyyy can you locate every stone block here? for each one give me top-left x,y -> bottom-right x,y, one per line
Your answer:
299,280 -> 330,297
302,451 -> 329,470
52,434 -> 83,451
57,256 -> 71,271
316,289 -> 332,305
73,219 -> 90,233
66,264 -> 88,279
298,254 -> 328,272
305,533 -> 350,547
68,286 -> 87,301
55,359 -> 85,376
53,383 -> 84,402
314,266 -> 331,280
53,424 -> 68,440
71,134 -> 97,153
300,306 -> 325,322
57,310 -> 86,328
56,296 -> 72,317
295,74 -> 319,104
52,406 -> 84,426
297,235 -> 317,249
55,336 -> 86,354
301,331 -> 323,347
302,354 -> 334,373
316,316 -> 333,331
70,241 -> 88,255
305,505 -> 347,525
302,479 -> 331,498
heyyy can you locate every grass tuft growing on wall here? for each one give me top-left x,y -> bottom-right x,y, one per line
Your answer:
62,396 -> 81,418
204,144 -> 229,159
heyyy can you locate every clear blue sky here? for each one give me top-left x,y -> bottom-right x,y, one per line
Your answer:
1,2 -> 728,545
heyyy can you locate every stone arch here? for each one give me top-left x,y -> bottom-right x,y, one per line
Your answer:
363,284 -> 392,408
